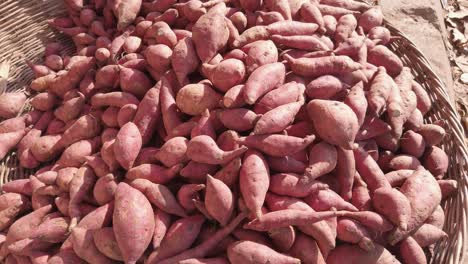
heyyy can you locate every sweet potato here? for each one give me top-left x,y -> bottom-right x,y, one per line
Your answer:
243,62 -> 286,104
50,56 -> 95,97
438,179 -> 458,199
327,244 -> 400,264
177,184 -> 205,212
152,209 -> 172,250
384,169 -> 413,187
192,12 -> 229,62
32,216 -> 69,243
417,124 -> 445,146
372,186 -> 412,231
91,92 -> 140,108
237,134 -> 315,157
1,205 -> 52,258
245,209 -> 337,231
48,249 -> 84,264
388,154 -> 421,170
0,93 -> 26,119
191,109 -> 216,139
119,67 -> 152,98
400,130 -> 425,158
217,108 -> 260,132
412,223 -> 448,247
176,83 -> 222,115
239,150 -> 270,218
286,55 -> 362,78
335,14 -> 357,44
305,189 -> 358,212
93,174 -> 117,205
254,102 -> 302,134
153,137 -> 188,167
147,215 -> 205,262
71,227 -> 113,264
387,168 -> 442,245
254,81 -> 304,114
227,240 -> 300,264
405,109 -> 424,131
1,179 -> 32,196
178,258 -> 229,264
205,175 -> 234,226
244,40 -> 278,73
113,0 -> 142,30
304,142 -> 337,181
400,236 -> 426,264
172,37 -> 200,86
344,81 -> 367,126
411,81 -> 432,114
68,166 -> 96,229
0,128 -> 28,160
359,7 -> 383,32
113,182 -> 155,263
423,146 -> 449,178
305,75 -> 345,100
212,158 -> 241,187
336,218 -> 374,251
368,45 -> 403,76
114,122 -> 142,170
57,137 -> 100,168
222,84 -> 246,109
203,59 -> 246,92
180,161 -> 218,182
126,163 -> 182,184
271,34 -> 330,51
353,145 -> 391,192
157,213 -> 247,264
187,135 -> 248,164
58,114 -> 101,149
336,211 -> 393,232
307,99 -> 358,149
91,228 -> 123,261
130,179 -> 187,217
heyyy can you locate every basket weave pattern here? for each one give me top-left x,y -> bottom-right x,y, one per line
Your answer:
0,0 -> 467,263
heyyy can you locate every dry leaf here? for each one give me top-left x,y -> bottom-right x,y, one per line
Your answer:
461,73 -> 468,84
450,28 -> 468,46
448,8 -> 468,19
446,17 -> 458,28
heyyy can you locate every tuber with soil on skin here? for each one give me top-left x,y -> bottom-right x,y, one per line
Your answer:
0,0 -> 454,262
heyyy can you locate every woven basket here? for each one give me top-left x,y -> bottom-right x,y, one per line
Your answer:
0,0 -> 467,263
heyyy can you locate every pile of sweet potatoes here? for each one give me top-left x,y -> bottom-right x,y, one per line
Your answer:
0,0 -> 456,263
